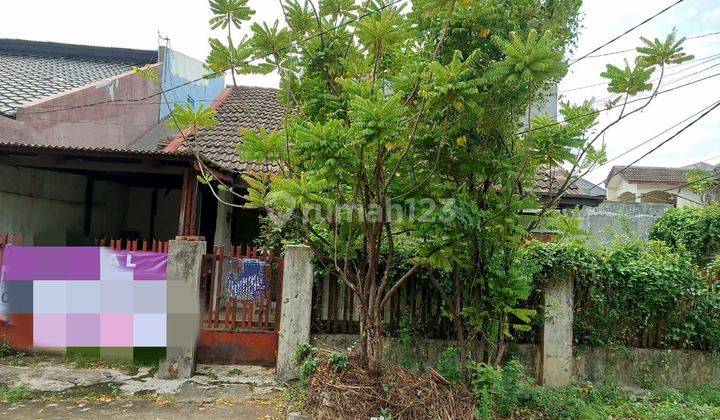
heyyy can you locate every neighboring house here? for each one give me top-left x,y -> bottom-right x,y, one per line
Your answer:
0,39 -> 224,246
534,168 -> 606,209
605,163 -> 719,207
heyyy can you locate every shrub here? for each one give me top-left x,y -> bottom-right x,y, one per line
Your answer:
299,357 -> 320,380
525,239 -> 720,351
650,203 -> 720,267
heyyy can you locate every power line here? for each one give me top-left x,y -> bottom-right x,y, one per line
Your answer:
583,30 -> 720,59
560,52 -> 720,94
703,151 -> 720,162
589,98 -> 720,172
589,97 -> 720,191
17,0 -> 405,116
519,70 -> 720,136
569,0 -> 688,66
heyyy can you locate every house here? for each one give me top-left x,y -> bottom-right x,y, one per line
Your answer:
0,39 -> 602,250
605,163 -> 719,207
0,39 -> 225,246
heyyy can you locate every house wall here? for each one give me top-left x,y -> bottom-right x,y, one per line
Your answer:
0,164 -> 125,245
0,65 -> 163,149
159,47 -> 225,119
0,164 -> 180,245
607,177 -> 704,207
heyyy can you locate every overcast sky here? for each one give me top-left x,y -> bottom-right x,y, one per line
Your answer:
2,0 -> 719,184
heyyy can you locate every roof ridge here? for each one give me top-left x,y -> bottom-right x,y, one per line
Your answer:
227,85 -> 280,92
0,39 -> 157,64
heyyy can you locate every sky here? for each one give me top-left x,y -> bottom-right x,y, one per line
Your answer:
1,0 -> 719,184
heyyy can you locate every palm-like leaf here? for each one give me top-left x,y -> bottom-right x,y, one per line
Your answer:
205,37 -> 255,77
208,0 -> 254,30
486,29 -> 567,87
600,60 -> 653,96
168,102 -> 216,132
283,0 -> 316,38
354,4 -> 406,57
251,21 -> 293,70
267,173 -> 332,210
320,0 -> 357,23
636,30 -> 694,68
238,126 -> 286,164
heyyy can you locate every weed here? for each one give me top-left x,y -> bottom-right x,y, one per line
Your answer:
206,368 -> 219,380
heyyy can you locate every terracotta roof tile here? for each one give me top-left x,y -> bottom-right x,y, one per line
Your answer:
606,165 -> 690,186
170,86 -> 285,172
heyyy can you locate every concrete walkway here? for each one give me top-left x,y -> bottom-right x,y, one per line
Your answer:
0,357 -> 286,419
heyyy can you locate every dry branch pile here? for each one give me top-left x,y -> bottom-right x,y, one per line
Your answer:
304,353 -> 475,419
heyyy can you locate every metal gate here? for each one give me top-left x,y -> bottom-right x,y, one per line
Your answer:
197,245 -> 283,366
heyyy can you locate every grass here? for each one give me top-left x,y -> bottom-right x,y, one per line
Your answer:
472,360 -> 720,419
0,383 -> 31,403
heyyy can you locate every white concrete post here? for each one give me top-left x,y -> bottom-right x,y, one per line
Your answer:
276,244 -> 314,382
159,238 -> 206,379
542,274 -> 574,387
213,190 -> 233,249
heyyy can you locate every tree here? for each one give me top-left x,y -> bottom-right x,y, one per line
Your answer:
233,0 -> 588,375
179,0 -> 694,378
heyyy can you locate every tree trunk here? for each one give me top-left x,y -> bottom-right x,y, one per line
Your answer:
364,314 -> 383,375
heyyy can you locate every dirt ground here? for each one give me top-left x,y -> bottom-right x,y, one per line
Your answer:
0,394 -> 286,419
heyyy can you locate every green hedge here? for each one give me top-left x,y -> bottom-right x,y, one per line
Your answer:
525,240 -> 720,350
650,203 -> 720,267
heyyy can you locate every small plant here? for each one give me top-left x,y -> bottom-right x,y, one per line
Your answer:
294,341 -> 317,366
206,368 -> 219,380
228,368 -> 242,376
328,352 -> 349,373
0,338 -> 12,357
0,383 -> 31,403
436,346 -> 460,383
299,356 -> 319,380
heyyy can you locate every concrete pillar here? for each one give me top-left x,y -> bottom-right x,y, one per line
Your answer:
159,238 -> 206,379
276,245 -> 314,382
213,190 -> 233,249
542,274 -> 574,387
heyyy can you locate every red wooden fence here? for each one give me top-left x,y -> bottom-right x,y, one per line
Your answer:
97,237 -> 169,253
196,244 -> 284,366
200,244 -> 283,332
0,234 -> 24,279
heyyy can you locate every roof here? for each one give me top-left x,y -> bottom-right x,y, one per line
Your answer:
575,177 -> 607,197
0,39 -> 157,118
0,141 -> 193,159
534,167 -> 582,196
164,86 -> 285,172
605,165 -> 690,186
